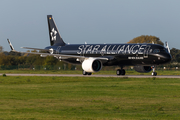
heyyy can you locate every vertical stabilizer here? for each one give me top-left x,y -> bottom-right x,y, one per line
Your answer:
47,15 -> 66,46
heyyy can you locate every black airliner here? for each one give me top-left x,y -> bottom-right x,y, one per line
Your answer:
8,15 -> 172,76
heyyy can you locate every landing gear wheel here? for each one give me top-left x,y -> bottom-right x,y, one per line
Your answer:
83,70 -> 88,75
83,70 -> 92,75
88,72 -> 92,75
152,72 -> 157,76
116,69 -> 126,76
121,69 -> 126,75
116,69 -> 121,75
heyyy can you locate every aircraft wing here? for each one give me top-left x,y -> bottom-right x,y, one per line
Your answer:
21,47 -> 109,60
20,51 -> 109,61
21,47 -> 49,52
7,39 -> 110,61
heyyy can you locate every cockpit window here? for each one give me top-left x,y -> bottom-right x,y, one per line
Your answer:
160,48 -> 168,53
153,49 -> 160,53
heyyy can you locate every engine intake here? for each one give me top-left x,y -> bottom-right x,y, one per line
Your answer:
82,58 -> 102,73
134,66 -> 152,73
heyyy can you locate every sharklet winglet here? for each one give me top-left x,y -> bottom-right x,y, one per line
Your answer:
7,39 -> 17,52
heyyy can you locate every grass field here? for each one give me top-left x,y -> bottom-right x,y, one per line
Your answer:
0,69 -> 180,75
0,76 -> 180,119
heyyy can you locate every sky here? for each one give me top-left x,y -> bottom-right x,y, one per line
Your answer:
0,0 -> 180,52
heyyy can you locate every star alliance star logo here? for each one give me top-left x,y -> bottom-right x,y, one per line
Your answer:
50,28 -> 57,41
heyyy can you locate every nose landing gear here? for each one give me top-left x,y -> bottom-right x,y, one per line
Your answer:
151,66 -> 157,76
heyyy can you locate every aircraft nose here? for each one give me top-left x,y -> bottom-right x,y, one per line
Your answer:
164,53 -> 172,63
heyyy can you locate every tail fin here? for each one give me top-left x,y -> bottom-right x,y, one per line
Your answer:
47,15 -> 66,46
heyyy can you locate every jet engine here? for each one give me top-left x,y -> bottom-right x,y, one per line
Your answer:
134,66 -> 152,73
82,58 -> 102,73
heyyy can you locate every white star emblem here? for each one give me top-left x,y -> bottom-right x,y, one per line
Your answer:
50,28 -> 57,41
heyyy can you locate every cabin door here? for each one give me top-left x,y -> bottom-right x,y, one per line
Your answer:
144,45 -> 150,58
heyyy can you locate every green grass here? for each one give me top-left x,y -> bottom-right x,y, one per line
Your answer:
0,69 -> 180,75
0,76 -> 180,119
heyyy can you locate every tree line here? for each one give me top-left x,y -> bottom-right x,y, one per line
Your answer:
0,35 -> 180,70
128,35 -> 179,63
0,51 -> 77,70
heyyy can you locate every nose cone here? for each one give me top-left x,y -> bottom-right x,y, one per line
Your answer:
163,53 -> 172,63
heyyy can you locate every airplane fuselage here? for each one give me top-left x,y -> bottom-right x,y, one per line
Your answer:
45,43 -> 171,67
8,15 -> 171,76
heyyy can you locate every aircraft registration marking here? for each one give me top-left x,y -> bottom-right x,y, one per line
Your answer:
128,57 -> 144,60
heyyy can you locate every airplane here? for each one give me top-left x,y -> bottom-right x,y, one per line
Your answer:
8,15 -> 172,76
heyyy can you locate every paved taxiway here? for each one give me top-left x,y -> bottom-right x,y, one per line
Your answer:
1,74 -> 180,78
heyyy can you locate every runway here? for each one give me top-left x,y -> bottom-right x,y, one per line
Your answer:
1,74 -> 180,78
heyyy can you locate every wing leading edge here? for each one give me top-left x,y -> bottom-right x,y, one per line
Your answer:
7,39 -> 109,62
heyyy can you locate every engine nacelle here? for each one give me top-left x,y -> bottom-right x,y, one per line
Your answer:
82,58 -> 102,73
134,66 -> 152,73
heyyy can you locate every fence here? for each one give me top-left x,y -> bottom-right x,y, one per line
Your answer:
0,64 -> 180,71
0,65 -> 77,71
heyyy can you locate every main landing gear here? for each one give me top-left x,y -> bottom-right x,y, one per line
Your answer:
116,69 -> 126,76
83,70 -> 92,75
151,66 -> 157,76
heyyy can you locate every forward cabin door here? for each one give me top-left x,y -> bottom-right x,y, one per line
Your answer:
144,45 -> 151,58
